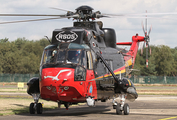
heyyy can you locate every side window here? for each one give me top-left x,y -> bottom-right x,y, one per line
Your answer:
86,51 -> 93,70
42,51 -> 47,64
80,51 -> 87,69
42,49 -> 57,64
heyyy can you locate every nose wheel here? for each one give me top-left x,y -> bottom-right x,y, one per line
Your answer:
112,94 -> 130,115
64,103 -> 69,110
29,93 -> 43,114
29,103 -> 35,114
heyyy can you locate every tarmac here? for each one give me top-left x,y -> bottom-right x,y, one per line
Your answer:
0,95 -> 177,120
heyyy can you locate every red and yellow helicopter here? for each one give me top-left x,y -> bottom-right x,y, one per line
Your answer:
0,5 -> 151,115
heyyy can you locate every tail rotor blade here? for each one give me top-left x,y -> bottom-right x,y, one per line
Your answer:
145,10 -> 148,33
143,41 -> 145,49
148,25 -> 152,35
142,21 -> 145,35
141,44 -> 144,55
146,44 -> 148,68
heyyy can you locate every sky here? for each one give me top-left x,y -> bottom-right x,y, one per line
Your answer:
0,0 -> 177,48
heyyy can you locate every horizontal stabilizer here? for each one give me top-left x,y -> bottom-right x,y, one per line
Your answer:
116,42 -> 132,45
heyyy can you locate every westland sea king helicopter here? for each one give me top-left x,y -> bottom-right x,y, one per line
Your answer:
0,5 -> 154,115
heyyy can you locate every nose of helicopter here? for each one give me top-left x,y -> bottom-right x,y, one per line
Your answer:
40,68 -> 86,102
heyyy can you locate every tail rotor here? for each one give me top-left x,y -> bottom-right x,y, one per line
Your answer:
141,12 -> 152,68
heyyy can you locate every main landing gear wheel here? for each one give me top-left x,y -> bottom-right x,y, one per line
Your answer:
113,94 -> 130,115
123,103 -> 129,115
116,103 -> 122,115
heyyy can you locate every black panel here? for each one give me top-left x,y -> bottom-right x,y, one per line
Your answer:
52,29 -> 85,44
27,77 -> 40,95
103,28 -> 116,48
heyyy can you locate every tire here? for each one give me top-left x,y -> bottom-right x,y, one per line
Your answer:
29,103 -> 35,114
123,103 -> 130,115
113,105 -> 116,109
116,103 -> 122,115
37,103 -> 43,114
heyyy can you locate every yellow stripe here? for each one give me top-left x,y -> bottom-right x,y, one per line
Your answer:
128,79 -> 131,86
114,69 -> 126,75
126,59 -> 132,67
159,116 -> 177,120
95,69 -> 126,80
104,69 -> 126,77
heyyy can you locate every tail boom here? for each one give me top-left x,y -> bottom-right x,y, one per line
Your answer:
117,35 -> 145,68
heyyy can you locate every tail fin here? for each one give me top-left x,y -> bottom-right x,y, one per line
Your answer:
117,34 -> 145,68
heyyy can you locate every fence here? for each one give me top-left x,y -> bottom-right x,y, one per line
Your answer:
0,74 -> 39,82
0,74 -> 177,84
130,76 -> 177,84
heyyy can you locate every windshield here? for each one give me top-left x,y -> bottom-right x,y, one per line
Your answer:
57,50 -> 66,63
66,50 -> 81,64
42,49 -> 82,65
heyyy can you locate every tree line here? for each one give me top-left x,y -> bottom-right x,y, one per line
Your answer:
0,38 -> 50,74
0,37 -> 176,76
132,45 -> 177,76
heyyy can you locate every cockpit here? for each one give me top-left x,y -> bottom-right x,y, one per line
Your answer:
41,43 -> 93,70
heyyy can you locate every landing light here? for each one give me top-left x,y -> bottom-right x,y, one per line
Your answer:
64,86 -> 69,90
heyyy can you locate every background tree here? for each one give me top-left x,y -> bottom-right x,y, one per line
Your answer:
134,45 -> 175,76
0,38 -> 50,74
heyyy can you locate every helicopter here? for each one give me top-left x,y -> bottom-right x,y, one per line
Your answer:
0,5 -> 151,115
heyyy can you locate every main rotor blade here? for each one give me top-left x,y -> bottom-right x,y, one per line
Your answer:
50,7 -> 74,12
103,12 -> 177,17
131,12 -> 177,16
101,15 -> 177,20
102,13 -> 125,17
0,17 -> 66,24
0,13 -> 66,17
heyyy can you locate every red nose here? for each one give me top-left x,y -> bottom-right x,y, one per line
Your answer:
40,68 -> 86,102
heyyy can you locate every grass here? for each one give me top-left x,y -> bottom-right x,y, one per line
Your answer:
0,97 -> 84,116
0,98 -> 58,116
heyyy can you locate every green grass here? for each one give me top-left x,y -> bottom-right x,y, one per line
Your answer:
0,91 -> 26,93
0,98 -> 59,116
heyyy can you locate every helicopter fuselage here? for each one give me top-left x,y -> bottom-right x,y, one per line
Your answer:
27,21 -> 140,105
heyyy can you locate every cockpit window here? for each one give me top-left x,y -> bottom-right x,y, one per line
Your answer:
57,50 -> 66,63
42,49 -> 57,64
66,50 -> 81,64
